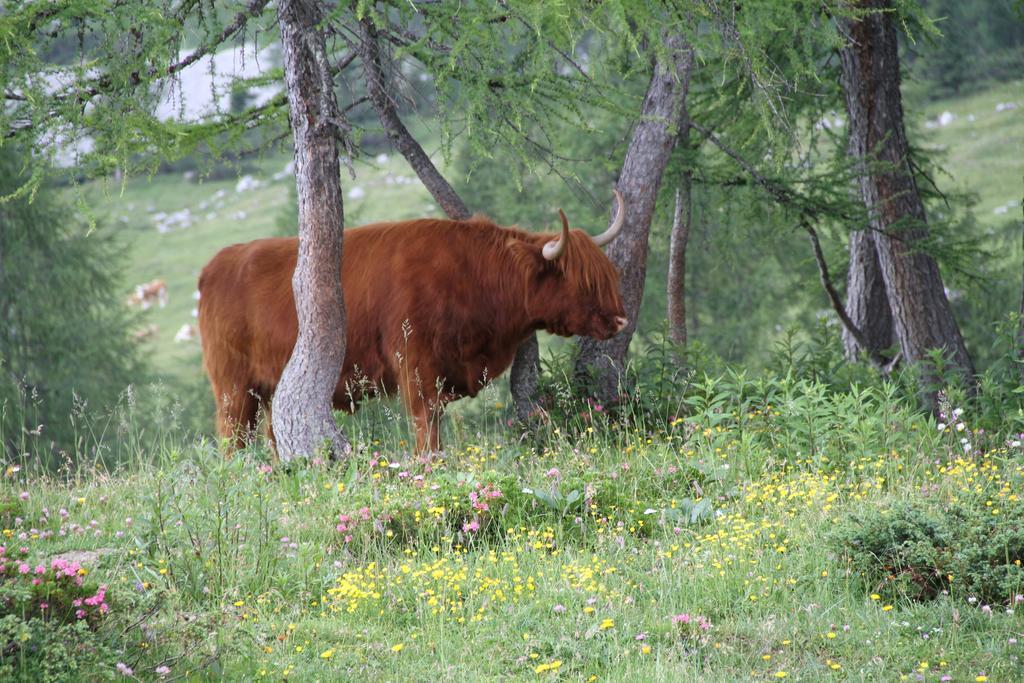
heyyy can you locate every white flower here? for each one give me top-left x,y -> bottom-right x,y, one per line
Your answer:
956,423 -> 966,432
937,423 -> 947,431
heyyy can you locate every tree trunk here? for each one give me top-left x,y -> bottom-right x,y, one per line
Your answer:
840,0 -> 975,405
667,125 -> 693,348
574,36 -> 694,404
843,229 -> 893,359
359,17 -> 541,424
272,0 -> 350,461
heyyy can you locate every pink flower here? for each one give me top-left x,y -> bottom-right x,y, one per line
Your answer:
116,662 -> 133,676
672,613 -> 691,624
553,604 -> 567,613
19,491 -> 28,501
462,519 -> 480,533
17,563 -> 29,574
546,467 -> 561,479
39,602 -> 48,610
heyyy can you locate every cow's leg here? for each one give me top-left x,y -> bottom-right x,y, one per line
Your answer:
406,394 -> 443,454
260,396 -> 278,457
212,383 -> 259,453
398,365 -> 445,454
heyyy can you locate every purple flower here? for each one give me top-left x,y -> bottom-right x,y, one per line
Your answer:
116,662 -> 133,676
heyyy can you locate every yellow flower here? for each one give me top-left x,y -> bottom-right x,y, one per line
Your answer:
599,618 -> 614,630
870,594 -> 881,601
320,649 -> 334,659
641,645 -> 651,654
976,677 -> 988,682
775,672 -> 788,679
882,604 -> 894,612
391,643 -> 404,653
535,660 -> 563,674
826,632 -> 836,639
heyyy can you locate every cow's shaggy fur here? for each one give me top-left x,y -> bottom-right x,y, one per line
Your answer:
198,214 -> 625,452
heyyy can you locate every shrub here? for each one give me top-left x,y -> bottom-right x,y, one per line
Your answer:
0,549 -> 114,681
831,502 -> 951,601
832,496 -> 1024,605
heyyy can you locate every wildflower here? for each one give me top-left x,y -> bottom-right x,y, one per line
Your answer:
116,662 -> 133,677
546,467 -> 561,479
553,604 -> 566,613
641,645 -> 651,654
462,519 -> 480,533
155,665 -> 171,677
882,605 -> 893,611
391,643 -> 404,652
19,491 -> 28,501
599,618 -> 614,630
535,660 -> 562,674
774,672 -> 788,679
976,676 -> 988,682
320,649 -> 334,659
672,613 -> 691,624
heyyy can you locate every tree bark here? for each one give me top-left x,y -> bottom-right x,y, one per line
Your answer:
272,0 -> 350,461
358,16 -> 542,424
574,36 -> 695,403
843,229 -> 893,359
667,126 -> 693,348
840,0 -> 975,405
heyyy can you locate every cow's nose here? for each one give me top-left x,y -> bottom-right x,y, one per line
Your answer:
614,316 -> 628,333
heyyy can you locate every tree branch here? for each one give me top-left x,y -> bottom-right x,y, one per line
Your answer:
802,218 -> 889,370
690,119 -> 894,371
357,17 -> 471,220
167,0 -> 272,76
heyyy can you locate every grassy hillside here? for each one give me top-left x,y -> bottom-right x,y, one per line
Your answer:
913,79 -> 1023,221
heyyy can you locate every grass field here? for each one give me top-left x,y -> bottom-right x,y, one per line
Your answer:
3,380 -> 1023,680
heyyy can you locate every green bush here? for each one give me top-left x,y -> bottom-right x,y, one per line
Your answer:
832,497 -> 1024,605
0,550 -> 116,681
831,502 -> 952,601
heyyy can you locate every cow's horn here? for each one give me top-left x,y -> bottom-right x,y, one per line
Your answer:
591,189 -> 625,247
543,209 -> 571,261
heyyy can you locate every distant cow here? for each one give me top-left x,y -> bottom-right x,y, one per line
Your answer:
174,323 -> 198,343
127,278 -> 168,310
198,191 -> 628,453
